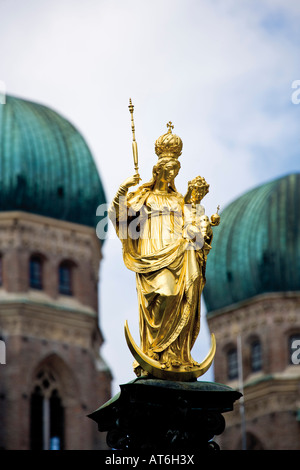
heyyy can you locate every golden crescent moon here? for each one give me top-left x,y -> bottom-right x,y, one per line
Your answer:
124,320 -> 216,382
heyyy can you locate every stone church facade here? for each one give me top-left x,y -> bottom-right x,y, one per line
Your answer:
0,96 -> 112,449
204,173 -> 300,450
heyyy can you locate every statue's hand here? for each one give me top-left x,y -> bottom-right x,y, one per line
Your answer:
121,173 -> 141,190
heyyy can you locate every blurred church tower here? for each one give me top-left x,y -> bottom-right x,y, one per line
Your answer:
204,173 -> 300,450
0,96 -> 112,449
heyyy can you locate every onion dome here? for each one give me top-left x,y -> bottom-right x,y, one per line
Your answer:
0,95 -> 106,228
204,173 -> 300,313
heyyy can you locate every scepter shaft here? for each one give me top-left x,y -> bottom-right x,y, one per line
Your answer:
128,98 -> 139,174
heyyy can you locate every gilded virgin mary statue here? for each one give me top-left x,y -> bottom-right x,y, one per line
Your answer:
109,122 -> 220,381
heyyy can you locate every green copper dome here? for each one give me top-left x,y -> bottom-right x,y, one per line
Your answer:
204,173 -> 300,313
0,95 -> 106,228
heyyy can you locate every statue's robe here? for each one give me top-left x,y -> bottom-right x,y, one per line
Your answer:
109,186 -> 209,367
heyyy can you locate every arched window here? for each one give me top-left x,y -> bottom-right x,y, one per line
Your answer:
289,334 -> 300,365
227,348 -> 238,380
29,255 -> 43,289
30,369 -> 64,450
58,261 -> 73,295
250,340 -> 262,372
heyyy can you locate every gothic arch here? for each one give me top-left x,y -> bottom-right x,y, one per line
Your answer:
29,353 -> 80,450
30,353 -> 79,405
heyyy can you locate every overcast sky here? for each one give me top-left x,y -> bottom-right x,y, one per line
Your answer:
1,0 -> 299,395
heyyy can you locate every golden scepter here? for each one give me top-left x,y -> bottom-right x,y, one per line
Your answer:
128,98 -> 140,179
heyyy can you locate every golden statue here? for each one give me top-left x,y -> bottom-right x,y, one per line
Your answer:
109,106 -> 220,382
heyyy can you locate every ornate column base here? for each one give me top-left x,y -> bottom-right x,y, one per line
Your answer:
88,377 -> 241,451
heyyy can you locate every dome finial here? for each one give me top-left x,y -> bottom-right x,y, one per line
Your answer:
166,121 -> 174,133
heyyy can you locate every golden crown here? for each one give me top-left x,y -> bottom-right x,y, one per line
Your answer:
155,121 -> 183,159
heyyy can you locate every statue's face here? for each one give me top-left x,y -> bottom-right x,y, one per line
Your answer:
190,185 -> 207,203
190,186 -> 201,203
158,161 -> 179,184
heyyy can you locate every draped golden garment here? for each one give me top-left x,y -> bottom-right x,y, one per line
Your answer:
109,187 -> 207,368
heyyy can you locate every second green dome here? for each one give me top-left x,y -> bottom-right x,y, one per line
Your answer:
204,173 -> 300,313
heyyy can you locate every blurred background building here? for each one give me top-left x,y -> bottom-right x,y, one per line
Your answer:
204,173 -> 300,450
0,95 -> 112,450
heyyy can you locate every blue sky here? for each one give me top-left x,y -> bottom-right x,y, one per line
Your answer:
0,0 -> 299,393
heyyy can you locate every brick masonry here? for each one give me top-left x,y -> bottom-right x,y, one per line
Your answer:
207,292 -> 300,450
0,211 -> 112,450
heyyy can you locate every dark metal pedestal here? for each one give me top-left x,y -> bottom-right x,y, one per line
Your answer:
88,377 -> 241,451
